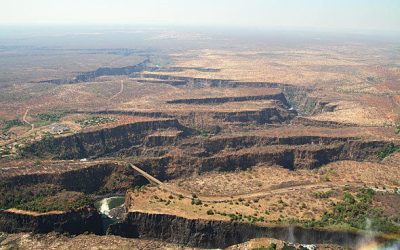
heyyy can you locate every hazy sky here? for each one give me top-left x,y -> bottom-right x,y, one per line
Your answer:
1,0 -> 399,32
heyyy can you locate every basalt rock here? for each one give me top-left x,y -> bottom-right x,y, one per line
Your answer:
199,140 -> 393,172
108,212 -> 365,248
22,119 -> 191,159
166,92 -> 290,107
0,206 -> 103,235
0,163 -> 148,194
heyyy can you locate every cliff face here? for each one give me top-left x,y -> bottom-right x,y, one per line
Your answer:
38,59 -> 150,84
203,135 -> 356,154
108,212 -> 363,248
0,207 -> 102,235
133,139 -> 395,181
23,119 -> 190,159
211,107 -> 296,124
1,163 -> 148,196
166,92 -> 290,107
200,140 -> 392,172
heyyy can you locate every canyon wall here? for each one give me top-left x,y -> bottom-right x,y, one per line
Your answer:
108,212 -> 364,248
0,207 -> 102,235
23,119 -> 190,159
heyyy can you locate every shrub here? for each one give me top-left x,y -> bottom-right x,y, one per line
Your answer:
313,190 -> 333,199
191,198 -> 202,205
319,188 -> 398,233
206,209 -> 214,215
254,243 -> 278,250
76,116 -> 116,128
378,144 -> 400,160
1,119 -> 24,132
37,111 -> 68,123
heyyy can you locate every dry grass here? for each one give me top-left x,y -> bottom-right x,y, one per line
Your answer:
127,155 -> 400,224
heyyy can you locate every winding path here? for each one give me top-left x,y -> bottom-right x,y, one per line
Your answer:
109,80 -> 124,101
22,108 -> 34,131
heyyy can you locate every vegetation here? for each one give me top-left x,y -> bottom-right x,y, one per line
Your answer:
313,190 -> 333,199
206,209 -> 214,215
0,184 -> 59,210
76,116 -> 116,128
304,188 -> 398,233
378,144 -> 400,160
213,210 -> 265,223
16,192 -> 94,213
191,197 -> 202,205
0,119 -> 25,132
34,111 -> 69,126
21,132 -> 57,156
252,243 -> 277,250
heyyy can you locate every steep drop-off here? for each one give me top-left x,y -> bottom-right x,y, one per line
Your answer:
23,119 -> 190,159
108,212 -> 366,248
0,207 -> 102,235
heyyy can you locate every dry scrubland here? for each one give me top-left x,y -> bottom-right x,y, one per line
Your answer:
0,31 -> 399,249
128,153 -> 400,223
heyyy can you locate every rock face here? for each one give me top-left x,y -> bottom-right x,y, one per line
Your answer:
166,92 -> 290,106
23,119 -> 190,159
1,162 -> 149,195
38,59 -> 150,84
108,212 -> 364,249
0,207 -> 103,235
201,140 -> 394,171
135,140 -> 394,179
211,107 -> 296,124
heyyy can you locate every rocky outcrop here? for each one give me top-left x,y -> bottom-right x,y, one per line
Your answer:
199,140 -> 393,172
108,212 -> 364,248
39,59 -> 150,84
75,59 -> 150,82
23,119 -> 191,159
166,92 -> 290,107
211,107 -> 296,124
79,110 -> 173,118
0,207 -> 102,235
0,163 -> 149,195
203,135 -> 356,154
136,79 -> 188,86
130,73 -> 291,88
292,117 -> 356,127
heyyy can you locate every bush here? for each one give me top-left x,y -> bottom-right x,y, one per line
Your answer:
37,111 -> 68,123
313,190 -> 333,199
319,188 -> 398,233
378,144 -> 400,160
16,193 -> 94,213
206,209 -> 214,215
76,116 -> 116,128
1,119 -> 24,132
191,198 -> 202,205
